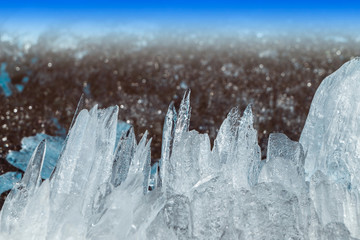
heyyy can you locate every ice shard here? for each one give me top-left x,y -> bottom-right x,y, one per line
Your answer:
174,89 -> 191,144
0,139 -> 46,233
111,127 -> 136,187
300,58 -> 360,186
1,59 -> 360,239
299,58 -> 360,238
5,123 -> 129,181
6,134 -> 63,179
212,106 -> 241,165
158,102 -> 177,192
214,105 -> 262,189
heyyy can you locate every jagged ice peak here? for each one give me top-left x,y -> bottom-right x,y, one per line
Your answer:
1,58 -> 360,239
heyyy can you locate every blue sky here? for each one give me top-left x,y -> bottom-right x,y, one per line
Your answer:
1,0 -> 359,10
1,1 -> 359,34
2,0 -> 360,14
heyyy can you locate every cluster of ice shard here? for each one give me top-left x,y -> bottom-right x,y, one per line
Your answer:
1,58 -> 360,239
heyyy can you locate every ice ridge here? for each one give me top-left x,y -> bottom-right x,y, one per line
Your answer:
1,59 -> 360,239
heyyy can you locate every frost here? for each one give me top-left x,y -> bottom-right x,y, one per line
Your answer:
1,59 -> 360,239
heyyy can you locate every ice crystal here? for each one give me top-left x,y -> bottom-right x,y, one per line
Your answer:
1,59 -> 360,239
